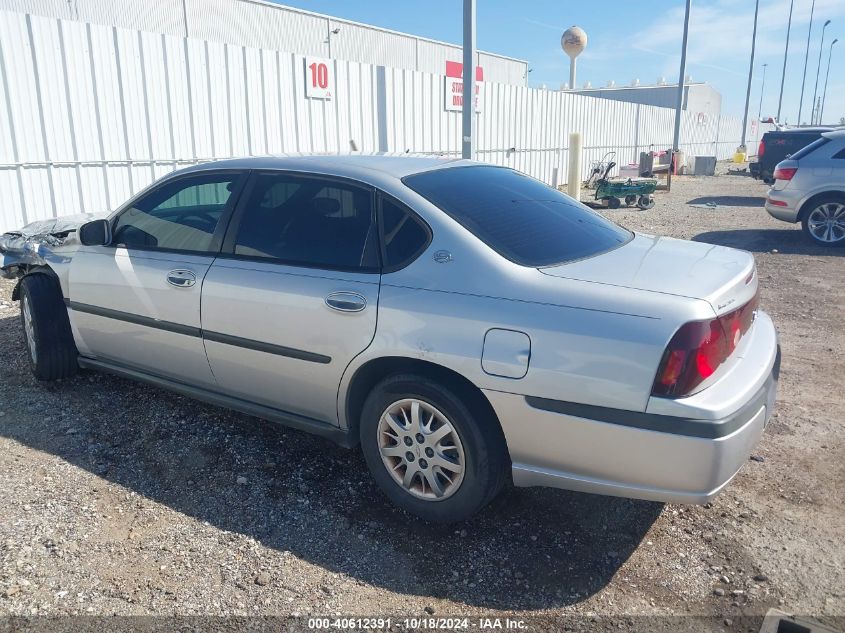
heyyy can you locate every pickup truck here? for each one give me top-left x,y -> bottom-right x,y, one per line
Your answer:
750,127 -> 834,183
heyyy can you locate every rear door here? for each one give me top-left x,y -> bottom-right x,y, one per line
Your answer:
200,171 -> 380,424
68,171 -> 246,387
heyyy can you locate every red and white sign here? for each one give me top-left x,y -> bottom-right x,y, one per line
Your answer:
444,61 -> 483,112
305,56 -> 333,99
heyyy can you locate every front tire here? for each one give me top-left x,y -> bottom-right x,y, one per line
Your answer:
801,195 -> 845,246
19,274 -> 79,381
359,374 -> 507,523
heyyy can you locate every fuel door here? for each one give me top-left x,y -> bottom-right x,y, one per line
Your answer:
482,328 -> 531,379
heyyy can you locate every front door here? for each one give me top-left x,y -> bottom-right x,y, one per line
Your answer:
201,171 -> 380,424
68,170 -> 246,387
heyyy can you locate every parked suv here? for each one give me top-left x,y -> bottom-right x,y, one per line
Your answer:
751,127 -> 834,183
2,156 -> 779,522
765,130 -> 845,246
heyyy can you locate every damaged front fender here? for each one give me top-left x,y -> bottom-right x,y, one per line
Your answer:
0,214 -> 99,278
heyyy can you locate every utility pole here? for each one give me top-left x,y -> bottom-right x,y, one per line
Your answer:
777,0 -> 794,123
820,39 -> 838,124
461,0 -> 476,160
669,0 -> 692,191
811,20 -> 831,124
741,0 -> 760,148
798,0 -> 816,126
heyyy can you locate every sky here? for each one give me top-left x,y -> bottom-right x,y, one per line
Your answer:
273,0 -> 844,125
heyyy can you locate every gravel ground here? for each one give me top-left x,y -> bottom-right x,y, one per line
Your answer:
0,167 -> 843,631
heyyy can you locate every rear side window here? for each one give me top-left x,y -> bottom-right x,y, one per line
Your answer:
403,166 -> 631,267
379,196 -> 430,270
789,137 -> 830,160
231,173 -> 379,271
833,147 -> 845,159
112,173 -> 242,252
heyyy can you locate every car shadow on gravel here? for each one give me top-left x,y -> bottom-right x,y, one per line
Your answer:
694,228 -> 844,256
687,195 -> 765,207
0,312 -> 662,611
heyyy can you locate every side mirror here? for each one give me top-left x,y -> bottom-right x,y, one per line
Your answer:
78,219 -> 110,246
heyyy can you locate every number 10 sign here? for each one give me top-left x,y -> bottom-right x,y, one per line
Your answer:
305,57 -> 333,100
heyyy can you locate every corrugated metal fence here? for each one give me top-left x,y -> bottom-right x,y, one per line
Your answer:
0,11 -> 765,233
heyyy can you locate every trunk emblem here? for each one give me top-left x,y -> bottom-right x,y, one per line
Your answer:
433,250 -> 453,263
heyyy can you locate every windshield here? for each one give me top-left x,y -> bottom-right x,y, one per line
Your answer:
403,165 -> 632,267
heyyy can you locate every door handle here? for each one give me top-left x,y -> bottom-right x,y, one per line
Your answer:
166,269 -> 196,288
325,291 -> 367,313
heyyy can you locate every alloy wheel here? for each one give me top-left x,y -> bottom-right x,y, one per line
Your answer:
377,398 -> 466,501
807,202 -> 845,244
22,295 -> 37,363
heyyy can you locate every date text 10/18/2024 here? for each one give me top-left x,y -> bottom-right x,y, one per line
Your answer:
307,617 -> 528,630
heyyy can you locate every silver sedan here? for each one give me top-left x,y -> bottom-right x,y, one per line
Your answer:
3,156 -> 780,523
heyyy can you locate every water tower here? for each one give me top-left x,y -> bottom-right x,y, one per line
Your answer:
561,26 -> 587,90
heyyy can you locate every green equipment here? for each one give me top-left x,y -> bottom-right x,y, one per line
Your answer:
585,152 -> 657,210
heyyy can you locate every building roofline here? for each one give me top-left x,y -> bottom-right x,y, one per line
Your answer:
572,82 -> 710,93
236,0 -> 528,65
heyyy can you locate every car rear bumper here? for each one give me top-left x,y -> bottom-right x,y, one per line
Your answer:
765,189 -> 801,222
487,311 -> 779,504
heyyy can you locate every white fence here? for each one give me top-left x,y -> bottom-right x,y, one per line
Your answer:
0,11 -> 765,233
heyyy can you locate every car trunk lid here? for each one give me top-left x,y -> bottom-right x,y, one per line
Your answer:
539,233 -> 757,316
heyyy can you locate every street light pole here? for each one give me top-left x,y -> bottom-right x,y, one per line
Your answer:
811,19 -> 831,125
741,0 -> 760,148
820,38 -> 838,124
758,62 -> 768,120
461,0 -> 476,160
777,0 -> 794,123
798,0 -> 816,126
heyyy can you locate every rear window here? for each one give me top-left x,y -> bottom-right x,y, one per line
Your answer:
403,166 -> 631,267
789,137 -> 830,160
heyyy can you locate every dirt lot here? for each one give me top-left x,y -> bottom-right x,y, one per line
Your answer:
0,168 -> 843,631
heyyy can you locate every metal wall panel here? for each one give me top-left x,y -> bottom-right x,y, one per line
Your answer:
333,23 -> 417,70
5,0 -> 186,35
0,11 -> 767,233
6,1 -> 529,85
185,0 -> 328,57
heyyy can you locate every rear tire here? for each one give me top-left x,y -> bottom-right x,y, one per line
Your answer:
801,194 -> 845,247
359,374 -> 507,523
19,274 -> 79,381
606,197 -> 621,209
624,195 -> 637,206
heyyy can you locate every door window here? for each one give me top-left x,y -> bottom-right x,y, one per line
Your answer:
112,172 -> 243,252
232,173 -> 378,271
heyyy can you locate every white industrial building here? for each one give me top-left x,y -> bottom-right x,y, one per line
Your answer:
3,0 -> 530,85
573,82 -> 723,120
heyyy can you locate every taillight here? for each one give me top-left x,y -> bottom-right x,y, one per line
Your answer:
758,140 -> 765,157
773,166 -> 797,180
652,293 -> 759,398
